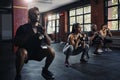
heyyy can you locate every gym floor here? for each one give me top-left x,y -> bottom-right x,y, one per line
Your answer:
0,41 -> 120,80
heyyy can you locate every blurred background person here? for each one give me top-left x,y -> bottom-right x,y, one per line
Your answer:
88,24 -> 103,55
63,23 -> 89,67
100,23 -> 112,52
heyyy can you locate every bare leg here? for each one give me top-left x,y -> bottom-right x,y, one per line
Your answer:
15,48 -> 27,80
42,46 -> 55,79
43,46 -> 55,70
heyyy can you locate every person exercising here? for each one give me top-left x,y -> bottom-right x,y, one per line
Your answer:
14,7 -> 55,80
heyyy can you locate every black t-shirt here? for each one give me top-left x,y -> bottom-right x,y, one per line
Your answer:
88,31 -> 102,44
14,23 -> 47,49
87,31 -> 94,37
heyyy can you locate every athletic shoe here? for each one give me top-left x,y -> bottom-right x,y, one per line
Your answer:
42,68 -> 55,80
97,49 -> 103,52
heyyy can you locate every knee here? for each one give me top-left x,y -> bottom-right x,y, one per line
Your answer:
64,45 -> 73,55
17,48 -> 28,58
69,45 -> 74,50
84,44 -> 89,50
63,45 -> 73,55
86,44 -> 89,49
48,47 -> 55,58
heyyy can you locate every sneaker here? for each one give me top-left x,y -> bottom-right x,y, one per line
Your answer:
80,59 -> 87,63
107,48 -> 112,52
97,49 -> 103,53
105,48 -> 112,52
42,68 -> 55,80
104,48 -> 108,51
64,61 -> 70,67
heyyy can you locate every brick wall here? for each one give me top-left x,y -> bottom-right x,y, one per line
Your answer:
13,0 -> 28,52
91,0 -> 104,30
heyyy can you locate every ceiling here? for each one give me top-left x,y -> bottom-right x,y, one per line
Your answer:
0,0 -> 80,13
28,0 -> 79,12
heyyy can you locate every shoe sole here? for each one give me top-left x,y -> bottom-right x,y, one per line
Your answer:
42,74 -> 55,80
80,60 -> 88,63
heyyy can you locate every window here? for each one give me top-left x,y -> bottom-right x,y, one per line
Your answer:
105,0 -> 120,31
77,16 -> 83,24
108,0 -> 118,6
108,6 -> 118,20
108,21 -> 118,30
119,20 -> 120,30
70,10 -> 75,16
76,8 -> 83,15
47,14 -> 60,34
84,14 -> 91,23
69,5 -> 91,32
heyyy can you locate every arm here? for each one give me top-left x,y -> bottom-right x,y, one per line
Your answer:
69,34 -> 76,47
107,28 -> 112,37
90,32 -> 98,41
69,34 -> 79,49
75,38 -> 81,49
80,33 -> 86,48
36,25 -> 52,46
69,34 -> 82,49
99,30 -> 106,39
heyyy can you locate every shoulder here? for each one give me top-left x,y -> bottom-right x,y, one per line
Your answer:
16,23 -> 31,34
99,30 -> 103,33
21,23 -> 31,28
18,23 -> 30,29
68,33 -> 74,39
69,33 -> 74,37
18,23 -> 31,30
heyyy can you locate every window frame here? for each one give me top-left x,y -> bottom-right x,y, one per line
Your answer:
47,13 -> 60,34
68,5 -> 91,32
105,0 -> 120,31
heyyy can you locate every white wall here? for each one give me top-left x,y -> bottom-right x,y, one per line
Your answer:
2,14 -> 12,40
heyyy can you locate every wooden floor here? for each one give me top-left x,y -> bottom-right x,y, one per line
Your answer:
0,41 -> 120,80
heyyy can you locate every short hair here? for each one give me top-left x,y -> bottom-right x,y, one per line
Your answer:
28,7 -> 39,18
72,23 -> 80,33
91,24 -> 96,28
101,23 -> 107,29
